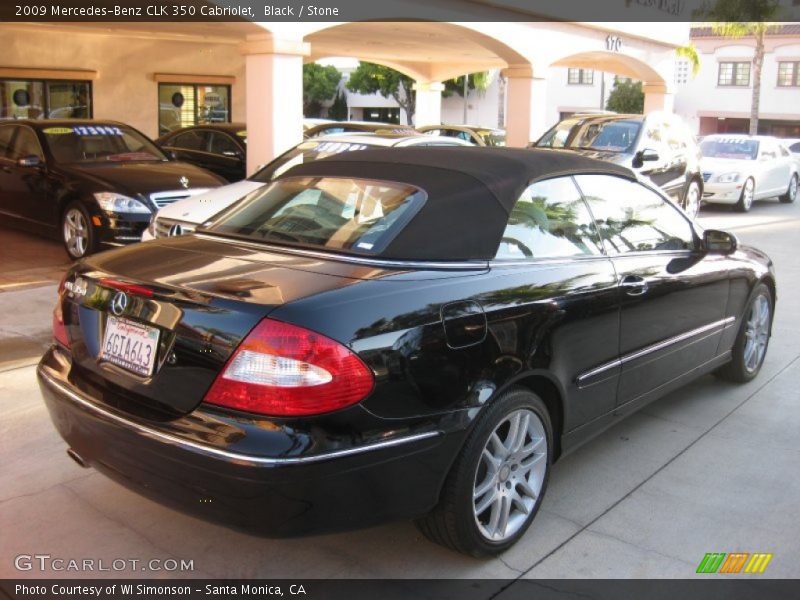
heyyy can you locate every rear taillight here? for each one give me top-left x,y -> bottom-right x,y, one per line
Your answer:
53,274 -> 70,348
204,319 -> 374,417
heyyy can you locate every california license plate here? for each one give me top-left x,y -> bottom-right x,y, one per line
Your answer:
101,316 -> 160,377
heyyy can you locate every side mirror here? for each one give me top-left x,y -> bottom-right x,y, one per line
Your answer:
704,229 -> 737,254
633,148 -> 659,168
17,155 -> 41,168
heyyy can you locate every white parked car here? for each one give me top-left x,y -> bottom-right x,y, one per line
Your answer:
699,134 -> 798,212
781,137 -> 800,158
142,132 -> 471,241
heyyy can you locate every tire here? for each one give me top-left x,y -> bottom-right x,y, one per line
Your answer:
735,177 -> 755,212
682,179 -> 701,220
715,283 -> 773,383
62,202 -> 98,259
780,174 -> 797,204
416,387 -> 552,557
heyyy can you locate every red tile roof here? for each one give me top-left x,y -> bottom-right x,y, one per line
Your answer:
692,24 -> 800,38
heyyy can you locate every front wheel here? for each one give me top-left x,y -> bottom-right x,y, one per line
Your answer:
715,283 -> 773,383
682,180 -> 701,220
62,202 -> 97,260
416,388 -> 552,557
780,174 -> 797,204
736,178 -> 755,212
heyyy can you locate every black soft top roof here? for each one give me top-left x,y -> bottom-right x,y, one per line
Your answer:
281,147 -> 635,262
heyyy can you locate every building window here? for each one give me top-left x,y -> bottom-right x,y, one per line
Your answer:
361,107 -> 400,123
567,68 -> 594,85
0,79 -> 91,120
158,83 -> 231,135
718,61 -> 751,86
777,61 -> 800,87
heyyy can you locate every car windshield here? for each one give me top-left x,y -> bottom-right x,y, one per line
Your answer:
536,118 -> 642,153
700,138 -> 760,160
250,140 -> 377,183
42,124 -> 166,164
535,119 -> 580,148
204,176 -> 425,254
477,130 -> 506,146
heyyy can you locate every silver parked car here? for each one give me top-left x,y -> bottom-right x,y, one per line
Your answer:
700,134 -> 798,211
142,132 -> 471,241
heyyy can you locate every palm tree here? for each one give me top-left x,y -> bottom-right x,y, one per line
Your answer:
694,1 -> 783,135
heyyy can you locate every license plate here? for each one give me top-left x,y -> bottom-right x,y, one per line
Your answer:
101,316 -> 160,377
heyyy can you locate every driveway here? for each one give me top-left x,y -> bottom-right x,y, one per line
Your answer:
1,200 -> 798,579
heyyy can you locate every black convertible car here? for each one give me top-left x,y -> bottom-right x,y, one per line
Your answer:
38,148 -> 775,556
0,120 -> 225,259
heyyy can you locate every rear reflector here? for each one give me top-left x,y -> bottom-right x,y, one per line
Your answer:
53,274 -> 70,348
204,319 -> 374,417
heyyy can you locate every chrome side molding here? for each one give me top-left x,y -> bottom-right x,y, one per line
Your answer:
576,316 -> 736,388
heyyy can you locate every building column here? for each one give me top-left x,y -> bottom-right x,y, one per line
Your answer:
241,36 -> 309,175
413,81 -> 444,127
502,66 -> 547,147
643,83 -> 675,114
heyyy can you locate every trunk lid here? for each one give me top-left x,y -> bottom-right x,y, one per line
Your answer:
61,234 -> 484,418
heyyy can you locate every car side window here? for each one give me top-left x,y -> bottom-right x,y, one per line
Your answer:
790,142 -> 800,153
209,132 -> 240,156
11,127 -> 44,160
0,126 -> 15,159
575,175 -> 696,254
495,176 -> 604,260
170,130 -> 208,151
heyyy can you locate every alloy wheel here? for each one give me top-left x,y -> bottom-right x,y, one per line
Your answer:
684,181 -> 700,220
790,176 -> 798,202
472,408 -> 547,542
742,179 -> 754,211
743,293 -> 770,374
63,208 -> 89,258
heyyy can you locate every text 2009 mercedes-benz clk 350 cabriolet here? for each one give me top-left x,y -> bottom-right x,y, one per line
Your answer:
38,147 -> 775,556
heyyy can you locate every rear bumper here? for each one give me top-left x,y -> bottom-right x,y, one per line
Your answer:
37,347 -> 460,536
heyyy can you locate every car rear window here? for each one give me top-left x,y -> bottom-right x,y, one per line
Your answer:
204,176 -> 426,255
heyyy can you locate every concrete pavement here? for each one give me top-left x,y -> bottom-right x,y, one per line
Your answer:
1,199 -> 798,580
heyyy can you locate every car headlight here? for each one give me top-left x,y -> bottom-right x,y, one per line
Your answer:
716,172 -> 741,184
93,192 -> 151,214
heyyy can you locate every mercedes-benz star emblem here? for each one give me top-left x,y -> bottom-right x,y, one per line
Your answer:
179,176 -> 189,189
110,291 -> 128,316
168,223 -> 183,237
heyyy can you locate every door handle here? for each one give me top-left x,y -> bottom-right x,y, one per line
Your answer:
620,275 -> 648,296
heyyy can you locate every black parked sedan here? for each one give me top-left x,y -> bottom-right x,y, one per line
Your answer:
38,148 -> 775,556
157,123 -> 247,183
0,120 -> 225,259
